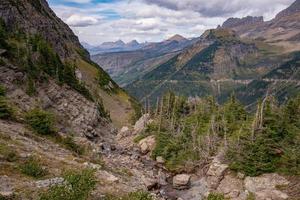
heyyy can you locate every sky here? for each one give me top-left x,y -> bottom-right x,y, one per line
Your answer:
48,0 -> 295,45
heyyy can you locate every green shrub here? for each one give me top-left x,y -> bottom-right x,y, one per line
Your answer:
20,156 -> 47,178
206,193 -> 226,200
40,169 -> 96,200
61,136 -> 85,155
25,109 -> 55,135
0,97 -> 13,119
0,85 -> 5,96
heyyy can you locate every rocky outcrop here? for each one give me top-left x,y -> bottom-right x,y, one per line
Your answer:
0,66 -> 114,141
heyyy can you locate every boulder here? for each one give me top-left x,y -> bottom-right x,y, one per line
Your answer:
138,135 -> 156,154
207,162 -> 228,177
134,114 -> 151,134
244,173 -> 289,200
173,174 -> 191,190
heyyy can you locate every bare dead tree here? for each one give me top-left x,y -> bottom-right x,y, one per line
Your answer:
155,97 -> 160,117
158,97 -> 164,134
170,96 -> 177,131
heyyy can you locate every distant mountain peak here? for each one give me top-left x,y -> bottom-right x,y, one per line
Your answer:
115,40 -> 125,45
167,34 -> 187,42
128,40 -> 139,45
276,0 -> 300,18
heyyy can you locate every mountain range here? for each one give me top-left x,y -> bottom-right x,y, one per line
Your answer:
91,0 -> 300,105
91,35 -> 199,86
83,39 -> 148,55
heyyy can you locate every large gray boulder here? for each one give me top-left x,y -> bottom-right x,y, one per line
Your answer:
173,174 -> 191,190
138,135 -> 156,154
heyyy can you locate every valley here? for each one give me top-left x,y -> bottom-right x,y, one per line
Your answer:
0,0 -> 299,200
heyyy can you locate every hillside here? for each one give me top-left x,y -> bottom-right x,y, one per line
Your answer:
125,29 -> 294,104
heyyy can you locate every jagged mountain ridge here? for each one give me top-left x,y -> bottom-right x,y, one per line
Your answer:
92,35 -> 198,86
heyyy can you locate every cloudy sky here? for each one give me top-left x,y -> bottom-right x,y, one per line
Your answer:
48,0 -> 294,45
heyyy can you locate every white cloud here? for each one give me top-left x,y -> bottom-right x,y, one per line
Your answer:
66,14 -> 99,27
48,0 -> 295,45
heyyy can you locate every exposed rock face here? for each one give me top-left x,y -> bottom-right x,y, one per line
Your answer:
138,135 -> 156,154
173,174 -> 191,190
0,0 -> 88,60
244,174 -> 290,200
0,66 -> 114,140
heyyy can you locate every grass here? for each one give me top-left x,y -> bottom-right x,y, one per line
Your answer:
206,193 -> 227,200
0,143 -> 18,162
25,108 -> 56,135
20,156 -> 47,178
